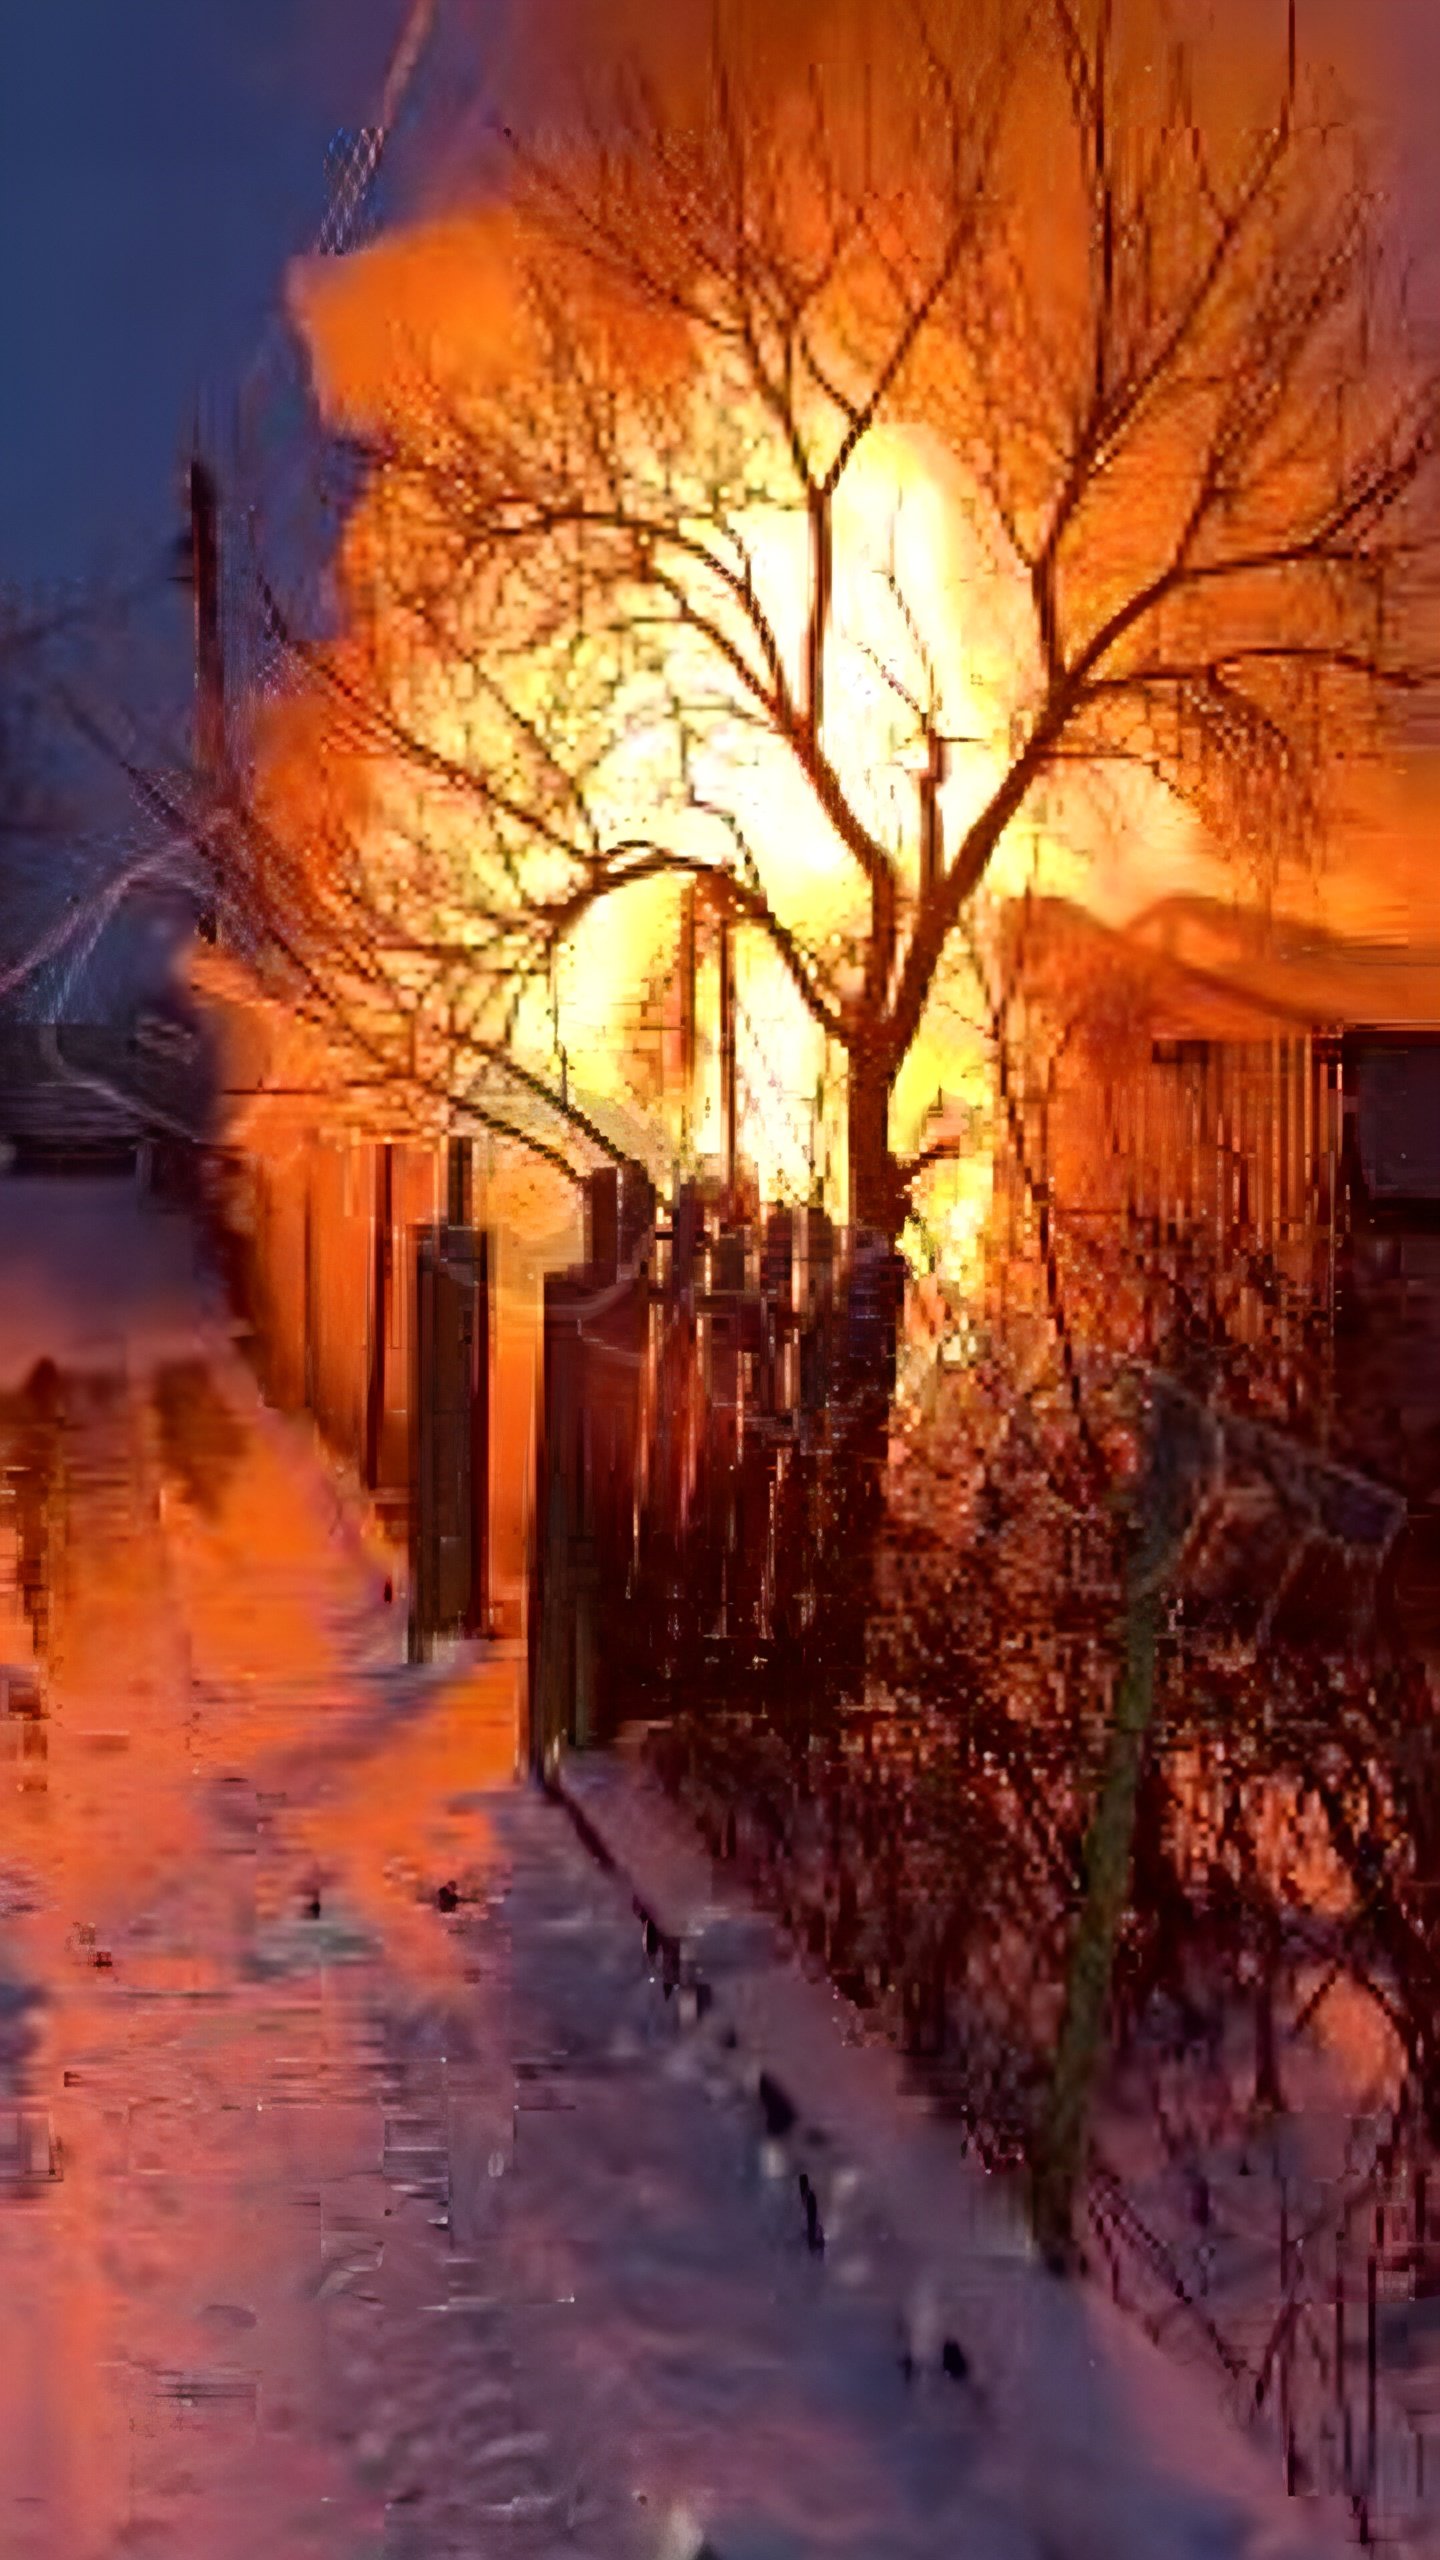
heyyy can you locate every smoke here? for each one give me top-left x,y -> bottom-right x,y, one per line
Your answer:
458,0 -> 868,152
288,208 -> 530,435
281,0 -> 1440,957
290,0 -> 951,428
458,0 -> 1333,161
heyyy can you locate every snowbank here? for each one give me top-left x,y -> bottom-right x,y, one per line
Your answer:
557,1744 -> 1355,2560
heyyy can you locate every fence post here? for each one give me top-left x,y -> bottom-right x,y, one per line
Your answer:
411,1227 -> 439,1664
468,1227 -> 491,1641
656,1183 -> 703,1693
528,1282 -> 557,1771
586,1166 -> 620,1284
364,1139 -> 393,1493
669,1181 -> 704,1301
529,1273 -> 583,1770
800,1207 -> 835,1415
620,1161 -> 656,1268
528,1172 -> 656,1762
761,1206 -> 796,1416
447,1132 -> 473,1227
408,1220 -> 491,1663
565,1163 -> 618,1733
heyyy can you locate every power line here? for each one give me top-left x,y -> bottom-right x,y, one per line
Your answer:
313,0 -> 438,258
237,0 -> 438,420
228,0 -> 443,704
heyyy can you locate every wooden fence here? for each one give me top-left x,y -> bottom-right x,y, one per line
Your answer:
232,1129 -> 491,1657
527,1165 -> 905,1771
991,1031 -> 1344,1376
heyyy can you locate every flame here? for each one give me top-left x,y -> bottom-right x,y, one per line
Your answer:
243,0 -> 1434,1330
270,206 -> 1204,1293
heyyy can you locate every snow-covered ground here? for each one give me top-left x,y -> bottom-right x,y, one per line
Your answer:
0,1180 -> 1352,2556
556,1748 -> 1364,2560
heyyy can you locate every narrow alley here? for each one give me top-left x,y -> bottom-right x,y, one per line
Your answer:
0,1178 -> 1065,2560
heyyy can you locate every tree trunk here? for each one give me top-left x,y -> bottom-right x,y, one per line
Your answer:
829,1053 -> 906,1712
847,1053 -> 901,1242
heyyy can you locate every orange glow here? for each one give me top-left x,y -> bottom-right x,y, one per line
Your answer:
271,211 -> 1204,1287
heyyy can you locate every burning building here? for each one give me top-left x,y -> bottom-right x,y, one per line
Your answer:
990,888 -> 1440,1501
231,0 -> 1434,1276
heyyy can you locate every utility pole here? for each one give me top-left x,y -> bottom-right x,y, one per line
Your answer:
185,455 -> 225,942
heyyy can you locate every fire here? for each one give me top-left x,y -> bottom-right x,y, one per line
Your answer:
271,204 -> 1201,1290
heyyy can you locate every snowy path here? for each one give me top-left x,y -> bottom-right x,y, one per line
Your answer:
0,1180 -> 1050,2560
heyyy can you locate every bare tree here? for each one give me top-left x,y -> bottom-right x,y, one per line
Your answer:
250,0 -> 1439,1239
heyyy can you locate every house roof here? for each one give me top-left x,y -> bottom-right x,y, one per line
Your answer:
1003,893 -> 1440,1045
1127,896 -> 1440,1033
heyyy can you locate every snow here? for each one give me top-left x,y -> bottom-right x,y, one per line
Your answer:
557,1748 -> 1355,2560
0,1179 -> 1356,2556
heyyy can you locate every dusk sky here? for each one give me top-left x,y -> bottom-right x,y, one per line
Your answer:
0,1 -> 416,605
